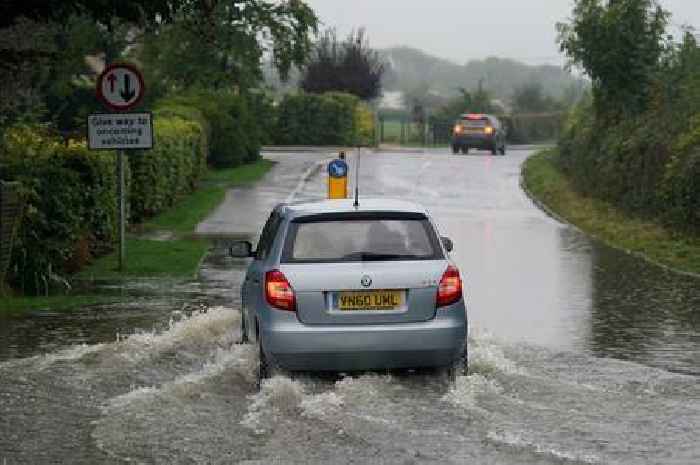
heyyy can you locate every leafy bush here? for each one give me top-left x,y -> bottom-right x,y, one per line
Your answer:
558,46 -> 700,233
354,101 -> 376,146
156,90 -> 264,168
661,116 -> 700,230
128,114 -> 207,223
0,89 -> 266,293
1,126 -> 120,294
273,92 -> 366,146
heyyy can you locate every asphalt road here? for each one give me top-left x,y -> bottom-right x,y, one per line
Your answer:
1,147 -> 698,465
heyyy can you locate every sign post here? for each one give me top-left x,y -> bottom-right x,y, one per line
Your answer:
89,63 -> 151,271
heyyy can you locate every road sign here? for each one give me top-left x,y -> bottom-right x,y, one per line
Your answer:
87,113 -> 153,150
97,63 -> 145,111
328,158 -> 349,199
328,159 -> 348,178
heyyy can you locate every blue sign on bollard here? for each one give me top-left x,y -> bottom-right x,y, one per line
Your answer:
328,159 -> 348,178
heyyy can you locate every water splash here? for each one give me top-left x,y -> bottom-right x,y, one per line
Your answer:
487,431 -> 603,465
241,376 -> 306,434
300,391 -> 345,420
468,329 -> 523,376
442,374 -> 503,410
114,306 -> 240,362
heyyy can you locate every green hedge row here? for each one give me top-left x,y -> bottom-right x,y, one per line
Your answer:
1,127 -> 121,294
156,90 -> 267,168
128,111 -> 207,223
558,85 -> 700,232
0,89 -> 267,294
272,92 -> 373,146
1,117 -> 207,293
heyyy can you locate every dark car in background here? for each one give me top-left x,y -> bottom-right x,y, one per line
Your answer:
451,114 -> 506,155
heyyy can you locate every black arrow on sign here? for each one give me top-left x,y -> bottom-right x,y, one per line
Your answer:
120,74 -> 136,102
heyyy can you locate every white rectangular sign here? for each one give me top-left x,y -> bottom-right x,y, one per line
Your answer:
88,113 -> 153,150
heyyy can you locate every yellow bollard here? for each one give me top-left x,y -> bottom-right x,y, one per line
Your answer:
328,154 -> 348,199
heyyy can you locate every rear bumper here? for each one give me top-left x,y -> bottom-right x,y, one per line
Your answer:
452,135 -> 495,149
260,303 -> 467,372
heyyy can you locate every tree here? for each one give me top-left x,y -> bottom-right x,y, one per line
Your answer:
138,0 -> 318,95
557,0 -> 670,116
511,82 -> 561,114
432,83 -> 497,123
301,28 -> 385,101
0,1 -> 181,29
0,0 -> 181,134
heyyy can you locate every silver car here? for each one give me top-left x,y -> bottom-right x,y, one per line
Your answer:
230,198 -> 468,381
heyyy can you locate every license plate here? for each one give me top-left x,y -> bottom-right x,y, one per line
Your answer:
336,290 -> 404,311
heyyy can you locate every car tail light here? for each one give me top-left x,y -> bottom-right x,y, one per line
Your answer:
265,270 -> 296,311
484,126 -> 494,135
436,265 -> 462,308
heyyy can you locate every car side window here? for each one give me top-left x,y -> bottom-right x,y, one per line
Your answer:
256,211 -> 282,261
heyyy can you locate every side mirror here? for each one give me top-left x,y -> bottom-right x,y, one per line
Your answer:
441,236 -> 454,253
229,241 -> 254,258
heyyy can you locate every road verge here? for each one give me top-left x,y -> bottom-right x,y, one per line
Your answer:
1,159 -> 274,314
521,149 -> 700,278
79,159 -> 274,280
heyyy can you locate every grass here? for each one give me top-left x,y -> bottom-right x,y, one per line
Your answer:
523,149 -> 700,275
77,238 -> 210,279
0,295 -> 117,315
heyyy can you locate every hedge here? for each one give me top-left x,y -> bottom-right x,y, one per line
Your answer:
0,88 -> 266,294
558,96 -> 700,233
272,92 -> 373,146
1,127 -> 120,294
0,114 -> 206,292
156,90 -> 265,168
128,113 -> 207,223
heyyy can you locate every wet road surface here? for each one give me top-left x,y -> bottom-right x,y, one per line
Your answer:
1,148 -> 698,464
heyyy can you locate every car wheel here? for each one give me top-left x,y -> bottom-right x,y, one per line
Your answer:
461,146 -> 469,155
451,145 -> 460,155
445,339 -> 469,383
238,311 -> 249,344
256,330 -> 282,389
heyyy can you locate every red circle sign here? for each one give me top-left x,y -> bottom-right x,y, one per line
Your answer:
96,63 -> 145,111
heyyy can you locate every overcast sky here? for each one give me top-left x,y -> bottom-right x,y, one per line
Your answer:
304,0 -> 700,66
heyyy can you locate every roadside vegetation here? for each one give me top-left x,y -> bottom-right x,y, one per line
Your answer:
0,1 -> 318,311
523,0 -> 700,275
524,150 -> 700,275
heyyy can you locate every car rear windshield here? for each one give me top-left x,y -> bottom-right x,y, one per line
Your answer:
281,213 -> 444,263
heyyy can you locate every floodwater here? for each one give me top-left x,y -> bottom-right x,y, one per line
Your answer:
1,148 -> 698,464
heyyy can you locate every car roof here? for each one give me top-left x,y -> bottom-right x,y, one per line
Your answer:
279,198 -> 430,219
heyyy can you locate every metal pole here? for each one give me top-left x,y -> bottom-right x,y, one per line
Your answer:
354,147 -> 361,207
117,150 -> 126,271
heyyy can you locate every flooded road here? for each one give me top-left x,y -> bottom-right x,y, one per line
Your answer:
1,148 -> 699,464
